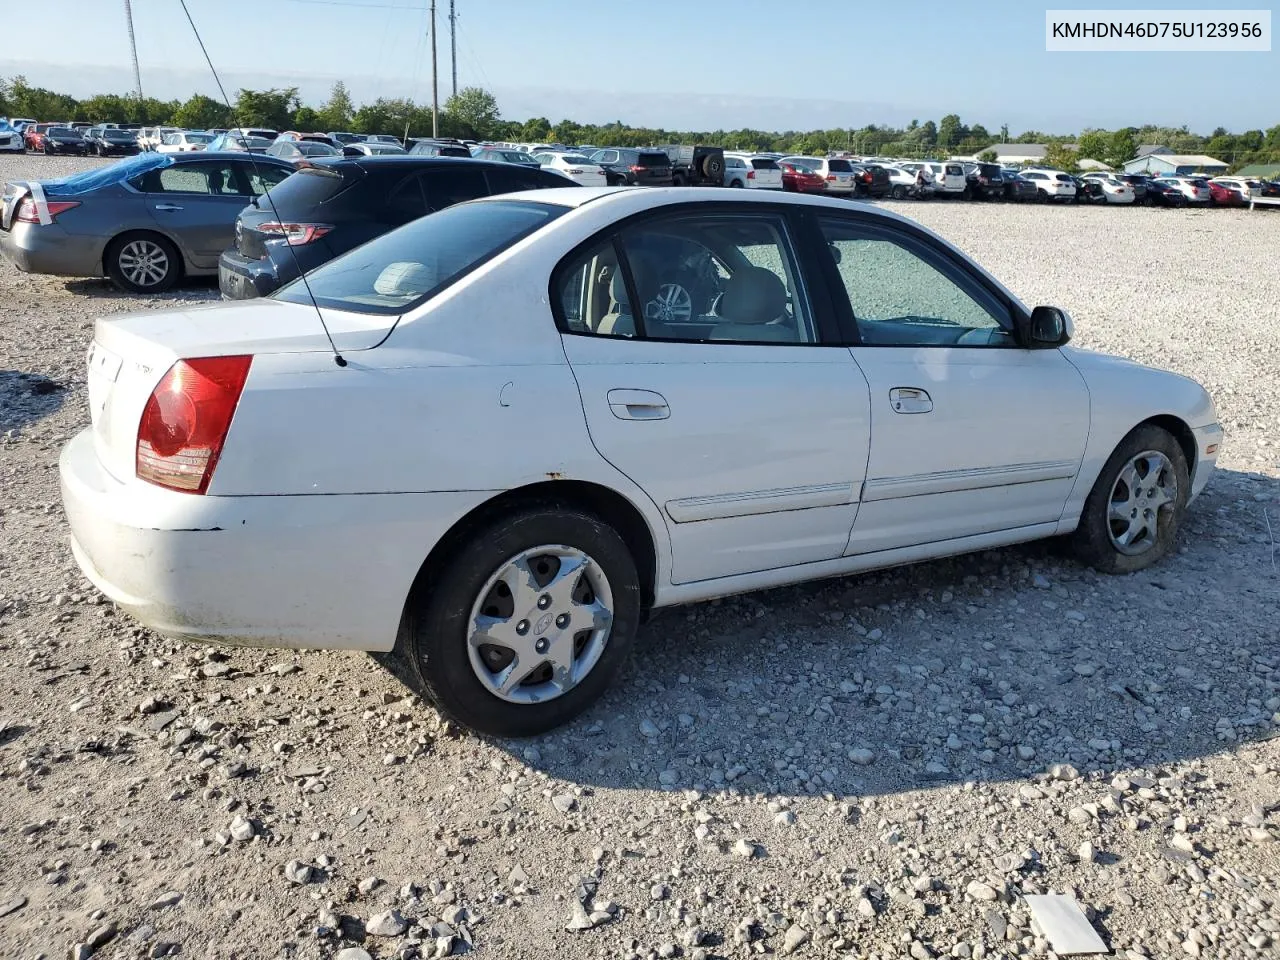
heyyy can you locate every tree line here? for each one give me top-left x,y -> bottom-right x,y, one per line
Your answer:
4,76 -> 1278,172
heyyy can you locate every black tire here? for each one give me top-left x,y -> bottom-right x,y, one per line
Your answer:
728,179 -> 743,188
892,184 -> 906,199
700,154 -> 724,181
404,506 -> 642,737
961,185 -> 973,200
672,174 -> 685,187
105,231 -> 181,294
42,143 -> 52,155
1069,425 -> 1190,575
1037,188 -> 1049,203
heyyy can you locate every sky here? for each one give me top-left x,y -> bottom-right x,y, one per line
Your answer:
4,0 -> 1276,134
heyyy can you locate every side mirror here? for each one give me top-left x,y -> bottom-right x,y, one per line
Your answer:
1017,305 -> 1072,348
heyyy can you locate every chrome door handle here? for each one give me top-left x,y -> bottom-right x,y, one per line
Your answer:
889,387 -> 933,414
153,203 -> 184,211
607,388 -> 670,420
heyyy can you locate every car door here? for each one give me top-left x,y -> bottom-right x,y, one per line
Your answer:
813,214 -> 1090,555
137,159 -> 254,268
554,207 -> 871,585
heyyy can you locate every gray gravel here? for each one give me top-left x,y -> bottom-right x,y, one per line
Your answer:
1,156 -> 1278,960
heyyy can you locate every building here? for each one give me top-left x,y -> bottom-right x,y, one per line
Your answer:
975,143 -> 1079,165
1235,163 -> 1280,180
1122,152 -> 1228,175
1135,144 -> 1171,157
1077,158 -> 1113,172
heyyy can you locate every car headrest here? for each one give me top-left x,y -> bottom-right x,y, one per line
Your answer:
610,268 -> 629,308
374,261 -> 435,298
719,266 -> 786,325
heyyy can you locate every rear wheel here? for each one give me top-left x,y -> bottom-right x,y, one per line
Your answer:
891,184 -> 906,199
106,232 -> 181,294
1070,425 -> 1189,574
404,506 -> 642,737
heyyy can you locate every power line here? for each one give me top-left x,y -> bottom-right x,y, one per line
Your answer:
277,0 -> 426,10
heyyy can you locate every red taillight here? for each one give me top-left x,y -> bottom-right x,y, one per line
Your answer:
747,170 -> 755,179
628,164 -> 644,173
136,356 -> 252,495
863,172 -> 872,182
258,221 -> 334,246
15,198 -> 81,224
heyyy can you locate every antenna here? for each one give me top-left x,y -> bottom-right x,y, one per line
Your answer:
123,0 -> 143,100
430,0 -> 439,138
449,0 -> 457,98
177,0 -> 347,368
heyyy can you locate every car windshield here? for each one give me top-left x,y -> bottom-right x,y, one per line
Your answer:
105,129 -> 136,140
559,155 -> 592,165
298,141 -> 340,156
273,200 -> 569,316
786,158 -> 820,171
184,132 -> 214,143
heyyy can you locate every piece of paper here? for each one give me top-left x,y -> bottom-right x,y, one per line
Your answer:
1023,894 -> 1108,955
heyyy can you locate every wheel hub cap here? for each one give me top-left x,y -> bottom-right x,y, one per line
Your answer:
466,545 -> 614,705
1107,450 -> 1177,556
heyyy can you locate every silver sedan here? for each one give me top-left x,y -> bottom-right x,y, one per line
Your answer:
0,152 -> 294,293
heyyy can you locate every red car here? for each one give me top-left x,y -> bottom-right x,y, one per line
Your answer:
779,161 -> 826,193
1208,181 -> 1247,206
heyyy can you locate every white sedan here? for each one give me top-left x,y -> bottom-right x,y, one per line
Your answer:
531,152 -> 608,186
1082,173 -> 1136,204
155,131 -> 215,154
60,187 -> 1222,737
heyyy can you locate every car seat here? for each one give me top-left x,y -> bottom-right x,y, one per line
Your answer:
709,266 -> 797,342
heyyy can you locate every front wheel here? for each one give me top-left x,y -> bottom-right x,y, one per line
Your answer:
404,506 -> 642,737
891,184 -> 906,199
1070,425 -> 1189,574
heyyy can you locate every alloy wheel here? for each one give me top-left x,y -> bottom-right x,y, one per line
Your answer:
466,546 -> 614,704
118,240 -> 170,288
645,283 -> 693,324
1107,450 -> 1177,555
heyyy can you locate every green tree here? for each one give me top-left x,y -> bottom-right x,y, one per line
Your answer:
520,116 -> 552,141
292,106 -> 320,131
235,87 -> 299,129
1107,129 -> 1137,166
937,113 -> 965,149
919,120 -> 937,145
171,94 -> 234,130
77,93 -> 133,123
1043,143 -> 1080,172
1076,129 -> 1109,161
443,86 -> 500,140
316,81 -> 354,131
978,149 -> 998,163
8,76 -> 78,121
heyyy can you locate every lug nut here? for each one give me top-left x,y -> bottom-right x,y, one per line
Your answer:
535,638 -> 548,654
537,594 -> 551,609
516,620 -> 529,636
555,613 -> 570,629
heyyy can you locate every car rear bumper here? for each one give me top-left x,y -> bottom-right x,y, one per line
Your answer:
59,428 -> 489,652
0,222 -> 104,277
218,248 -> 278,299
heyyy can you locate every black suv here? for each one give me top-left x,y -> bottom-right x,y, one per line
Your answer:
218,157 -> 572,300
963,162 -> 1004,200
656,144 -> 725,186
588,148 -> 674,186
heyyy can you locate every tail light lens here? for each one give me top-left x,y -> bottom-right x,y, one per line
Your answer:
258,221 -> 334,246
137,356 -> 252,494
628,164 -> 644,173
747,170 -> 755,179
863,172 -> 873,182
15,198 -> 81,223
826,175 -> 836,181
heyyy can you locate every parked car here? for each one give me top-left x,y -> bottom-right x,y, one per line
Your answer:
59,186 -> 1223,737
962,162 -> 1005,199
531,152 -> 608,186
218,156 -> 573,301
473,147 -> 541,167
1077,174 -> 1134,204
1157,177 -> 1211,204
1117,174 -> 1150,203
205,133 -> 275,154
924,161 -> 968,196
778,161 -> 826,193
344,141 -> 408,156
328,131 -> 364,145
267,139 -> 342,163
657,144 -> 726,186
882,165 -> 924,199
1020,170 -> 1077,202
409,139 -> 473,158
780,156 -> 858,195
84,126 -> 141,156
156,131 -> 216,154
277,131 -> 339,146
588,148 -> 674,187
365,135 -> 405,146
0,119 -> 27,153
0,152 -> 295,293
1001,172 -> 1039,202
1142,178 -> 1189,207
1207,180 -> 1248,206
1209,176 -> 1261,201
138,127 -> 181,151
37,125 -> 90,155
225,127 -> 279,143
851,163 -> 892,199
723,154 -> 783,190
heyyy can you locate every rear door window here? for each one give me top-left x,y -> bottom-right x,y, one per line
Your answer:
485,166 -> 560,194
638,152 -> 669,167
136,160 -> 239,195
421,166 -> 491,213
386,174 -> 429,224
751,158 -> 779,170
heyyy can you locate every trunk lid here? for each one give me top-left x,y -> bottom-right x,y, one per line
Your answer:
86,299 -> 396,482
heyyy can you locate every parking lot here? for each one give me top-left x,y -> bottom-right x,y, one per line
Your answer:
1,154 -> 1278,960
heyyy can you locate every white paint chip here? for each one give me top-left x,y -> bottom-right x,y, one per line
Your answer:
1023,894 -> 1108,955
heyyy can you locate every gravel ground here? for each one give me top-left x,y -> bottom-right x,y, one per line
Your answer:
1,155 -> 1278,960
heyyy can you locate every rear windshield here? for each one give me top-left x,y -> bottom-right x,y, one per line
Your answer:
750,158 -> 779,170
945,164 -> 963,175
560,155 -> 592,164
637,152 -> 669,167
827,159 -> 853,172
273,199 -> 567,316
262,165 -> 353,211
297,141 -> 339,156
1055,173 -> 1073,182
105,129 -> 136,140
49,127 -> 79,137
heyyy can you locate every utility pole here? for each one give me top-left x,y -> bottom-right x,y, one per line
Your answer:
123,0 -> 143,101
449,0 -> 457,99
429,0 -> 439,137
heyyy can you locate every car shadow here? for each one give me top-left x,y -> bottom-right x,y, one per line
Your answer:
61,277 -> 220,302
375,464 -> 1278,801
0,369 -> 68,432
